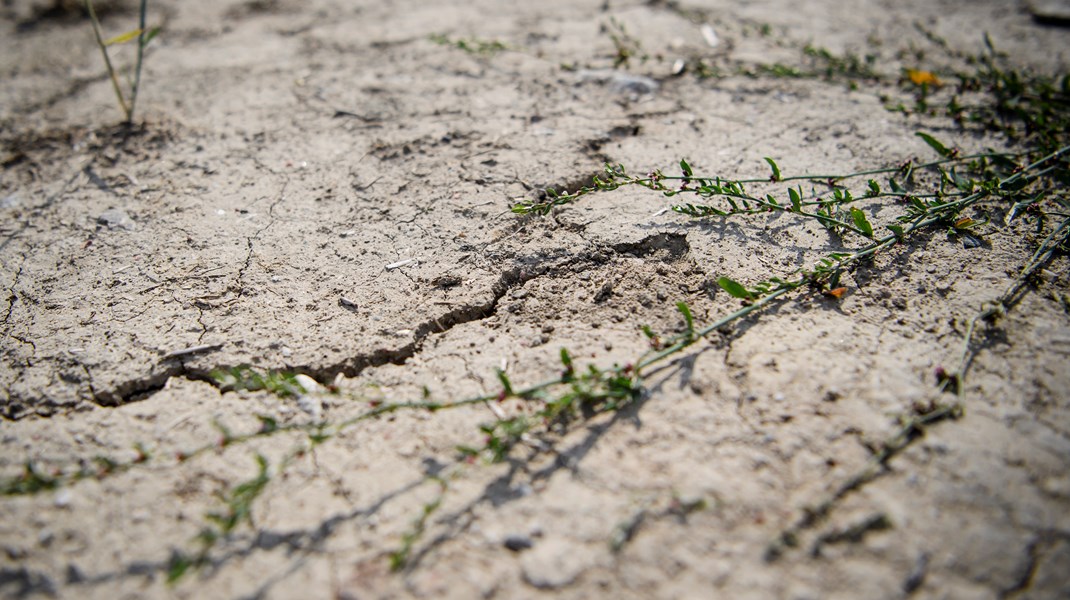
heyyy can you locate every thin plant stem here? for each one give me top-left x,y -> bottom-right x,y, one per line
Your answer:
84,0 -> 131,120
130,0 -> 148,123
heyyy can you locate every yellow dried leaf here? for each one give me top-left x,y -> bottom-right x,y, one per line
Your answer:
906,69 -> 941,87
104,28 -> 143,46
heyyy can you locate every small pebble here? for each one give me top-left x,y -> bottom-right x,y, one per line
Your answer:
97,208 -> 136,231
504,535 -> 534,552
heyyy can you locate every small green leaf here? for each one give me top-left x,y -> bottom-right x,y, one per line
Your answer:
167,552 -> 193,583
887,224 -> 904,239
915,132 -> 952,158
142,26 -> 162,46
850,208 -> 874,237
559,348 -> 573,368
680,159 -> 693,178
867,180 -> 880,196
717,277 -> 753,299
496,369 -> 514,396
256,415 -> 278,434
559,354 -> 574,379
888,178 -> 903,193
788,188 -> 802,212
763,157 -> 782,181
676,302 -> 695,339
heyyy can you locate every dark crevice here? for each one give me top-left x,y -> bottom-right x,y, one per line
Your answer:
78,366 -> 179,410
537,171 -> 603,200
10,335 -> 36,352
529,125 -> 641,201
293,256 -> 569,383
611,231 -> 690,260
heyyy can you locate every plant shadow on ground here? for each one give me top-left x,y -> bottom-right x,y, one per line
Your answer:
45,467 -> 436,596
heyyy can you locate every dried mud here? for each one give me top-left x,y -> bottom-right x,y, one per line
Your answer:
1,0 -> 1069,598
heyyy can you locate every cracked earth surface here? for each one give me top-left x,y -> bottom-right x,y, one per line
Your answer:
2,0 -> 1069,598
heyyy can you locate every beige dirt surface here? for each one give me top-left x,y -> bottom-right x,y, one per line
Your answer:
2,0 -> 1069,598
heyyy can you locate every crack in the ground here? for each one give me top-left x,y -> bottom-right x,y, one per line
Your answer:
2,230 -> 693,418
235,178 -> 289,298
2,264 -> 23,326
195,306 -> 209,344
10,334 -> 36,353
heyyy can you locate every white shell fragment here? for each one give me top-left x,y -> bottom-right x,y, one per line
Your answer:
293,374 -> 322,394
701,24 -> 719,48
386,258 -> 416,270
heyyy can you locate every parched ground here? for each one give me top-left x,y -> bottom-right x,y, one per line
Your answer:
1,0 -> 1069,598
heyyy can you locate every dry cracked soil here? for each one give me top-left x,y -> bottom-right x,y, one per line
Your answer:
1,0 -> 1069,598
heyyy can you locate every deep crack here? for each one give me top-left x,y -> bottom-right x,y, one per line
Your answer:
3,231 -> 692,417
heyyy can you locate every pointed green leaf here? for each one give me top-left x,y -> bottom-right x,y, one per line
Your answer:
142,26 -> 162,46
680,159 -> 693,178
717,277 -> 753,299
887,224 -> 904,239
496,369 -> 513,396
676,302 -> 695,339
915,132 -> 952,158
763,157 -> 781,181
850,208 -> 874,237
867,180 -> 880,197
559,348 -> 573,368
788,188 -> 802,212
